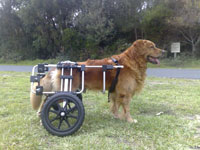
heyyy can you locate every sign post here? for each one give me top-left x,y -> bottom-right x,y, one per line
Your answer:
171,42 -> 180,58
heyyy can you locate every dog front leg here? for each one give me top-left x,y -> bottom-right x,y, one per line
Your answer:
110,93 -> 121,119
111,100 -> 121,119
121,98 -> 137,123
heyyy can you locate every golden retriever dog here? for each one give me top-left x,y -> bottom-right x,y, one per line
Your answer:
30,39 -> 164,123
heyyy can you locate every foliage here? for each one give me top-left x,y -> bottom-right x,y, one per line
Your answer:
61,28 -> 85,60
0,0 -> 200,61
167,0 -> 200,55
141,3 -> 172,45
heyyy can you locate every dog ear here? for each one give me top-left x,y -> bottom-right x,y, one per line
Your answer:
133,41 -> 137,47
133,39 -> 145,47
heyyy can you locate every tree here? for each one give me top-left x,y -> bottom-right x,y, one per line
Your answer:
0,0 -> 30,61
1,0 -> 200,61
73,0 -> 115,59
141,0 -> 174,49
19,0 -> 82,59
167,0 -> 200,55
104,0 -> 146,40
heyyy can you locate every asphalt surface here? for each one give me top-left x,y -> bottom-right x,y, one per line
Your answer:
0,65 -> 33,72
146,68 -> 200,79
1,65 -> 200,79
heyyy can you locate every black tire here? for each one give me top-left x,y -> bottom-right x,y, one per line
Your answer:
77,93 -> 82,101
41,93 -> 85,137
76,90 -> 82,101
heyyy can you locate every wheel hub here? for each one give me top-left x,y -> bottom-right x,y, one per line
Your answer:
60,111 -> 66,117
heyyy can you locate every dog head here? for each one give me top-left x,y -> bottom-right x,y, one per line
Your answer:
132,40 -> 164,65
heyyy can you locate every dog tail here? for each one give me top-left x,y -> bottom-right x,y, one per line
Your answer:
30,82 -> 42,110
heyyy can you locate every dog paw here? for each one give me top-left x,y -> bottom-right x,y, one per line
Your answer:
133,119 -> 138,123
113,113 -> 120,119
118,114 -> 126,120
40,120 -> 42,126
37,111 -> 41,118
127,118 -> 138,123
114,115 -> 119,119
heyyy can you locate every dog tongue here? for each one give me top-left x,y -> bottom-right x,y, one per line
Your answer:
155,58 -> 160,65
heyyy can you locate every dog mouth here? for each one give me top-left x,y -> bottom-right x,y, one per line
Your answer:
147,56 -> 160,65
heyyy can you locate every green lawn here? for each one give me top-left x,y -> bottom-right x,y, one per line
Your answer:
0,71 -> 200,150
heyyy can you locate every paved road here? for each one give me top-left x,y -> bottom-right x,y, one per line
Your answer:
0,65 -> 33,72
1,65 -> 200,79
146,68 -> 200,79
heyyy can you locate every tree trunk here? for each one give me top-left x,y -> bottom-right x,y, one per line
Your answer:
192,43 -> 196,56
193,36 -> 200,56
134,28 -> 137,40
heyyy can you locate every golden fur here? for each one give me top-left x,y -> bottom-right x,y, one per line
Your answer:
30,39 -> 163,123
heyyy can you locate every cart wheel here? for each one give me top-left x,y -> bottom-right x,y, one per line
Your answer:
41,93 -> 85,136
76,90 -> 82,101
77,93 -> 82,101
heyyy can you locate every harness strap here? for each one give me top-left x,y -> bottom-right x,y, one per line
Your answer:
111,57 -> 118,64
108,57 -> 121,102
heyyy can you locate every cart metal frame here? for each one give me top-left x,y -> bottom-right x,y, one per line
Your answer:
31,61 -> 123,95
30,61 -> 123,136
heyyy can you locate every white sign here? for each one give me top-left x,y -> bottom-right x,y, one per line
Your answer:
171,42 -> 180,53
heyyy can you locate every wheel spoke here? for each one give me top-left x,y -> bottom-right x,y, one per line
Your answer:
63,99 -> 69,110
49,109 -> 59,115
52,103 -> 61,111
68,103 -> 71,110
50,115 -> 60,123
68,106 -> 77,113
64,118 -> 71,127
58,118 -> 64,129
67,114 -> 78,119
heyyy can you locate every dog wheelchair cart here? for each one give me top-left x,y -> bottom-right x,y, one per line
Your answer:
30,61 -> 123,136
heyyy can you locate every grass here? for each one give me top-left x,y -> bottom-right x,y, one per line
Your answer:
0,71 -> 200,150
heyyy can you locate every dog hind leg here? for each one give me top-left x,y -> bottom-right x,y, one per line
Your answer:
30,82 -> 43,110
30,72 -> 53,110
37,96 -> 48,117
